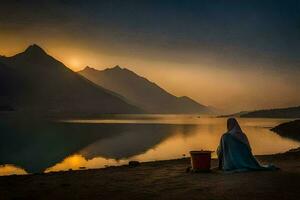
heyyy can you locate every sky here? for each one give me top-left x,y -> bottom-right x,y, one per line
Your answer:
0,0 -> 299,112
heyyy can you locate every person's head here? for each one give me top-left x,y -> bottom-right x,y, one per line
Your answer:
227,118 -> 241,132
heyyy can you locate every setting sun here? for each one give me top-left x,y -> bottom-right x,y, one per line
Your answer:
69,57 -> 82,71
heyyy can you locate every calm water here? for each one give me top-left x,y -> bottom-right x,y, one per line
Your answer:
0,115 -> 299,176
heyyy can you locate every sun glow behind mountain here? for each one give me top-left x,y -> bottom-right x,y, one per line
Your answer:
0,1 -> 299,112
1,42 -> 299,113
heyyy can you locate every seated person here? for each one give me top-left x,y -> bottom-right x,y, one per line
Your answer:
217,118 -> 277,172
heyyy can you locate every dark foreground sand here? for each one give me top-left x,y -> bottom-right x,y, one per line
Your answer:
1,149 -> 300,200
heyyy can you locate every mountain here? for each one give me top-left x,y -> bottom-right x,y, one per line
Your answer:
0,45 -> 142,116
0,62 -> 18,111
78,66 -> 211,114
240,106 -> 300,118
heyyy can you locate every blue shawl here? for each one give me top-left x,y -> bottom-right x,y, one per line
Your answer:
217,133 -> 277,172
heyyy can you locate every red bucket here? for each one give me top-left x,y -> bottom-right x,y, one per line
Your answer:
190,150 -> 212,172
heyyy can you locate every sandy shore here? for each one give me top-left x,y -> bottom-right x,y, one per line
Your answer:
1,149 -> 300,200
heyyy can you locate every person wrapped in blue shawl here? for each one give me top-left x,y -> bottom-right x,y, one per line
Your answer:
217,118 -> 277,172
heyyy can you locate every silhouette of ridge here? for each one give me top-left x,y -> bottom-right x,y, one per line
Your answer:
241,106 -> 300,118
25,44 -> 45,52
0,46 -> 143,116
79,66 -> 212,114
21,44 -> 48,57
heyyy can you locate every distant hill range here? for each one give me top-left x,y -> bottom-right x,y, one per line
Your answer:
0,45 -> 142,116
78,66 -> 212,114
241,106 -> 300,118
220,106 -> 300,118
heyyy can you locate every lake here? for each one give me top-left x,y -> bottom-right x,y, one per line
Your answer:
0,115 -> 299,176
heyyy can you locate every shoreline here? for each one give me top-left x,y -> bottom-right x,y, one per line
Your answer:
1,149 -> 300,200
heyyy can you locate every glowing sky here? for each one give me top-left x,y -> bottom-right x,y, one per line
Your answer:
0,0 -> 299,112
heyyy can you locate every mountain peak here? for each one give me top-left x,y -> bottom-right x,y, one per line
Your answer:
112,65 -> 122,70
83,66 -> 95,71
106,66 -> 139,76
24,44 -> 47,56
109,65 -> 136,73
103,65 -> 125,72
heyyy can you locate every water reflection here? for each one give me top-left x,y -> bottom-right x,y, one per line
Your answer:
45,155 -> 129,173
80,124 -> 197,159
0,164 -> 27,176
0,116 -> 299,176
0,119 -> 126,173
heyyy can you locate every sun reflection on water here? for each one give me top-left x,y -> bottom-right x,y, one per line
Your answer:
0,165 -> 27,176
45,155 -> 129,173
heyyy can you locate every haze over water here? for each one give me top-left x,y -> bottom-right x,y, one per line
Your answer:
1,115 -> 299,176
